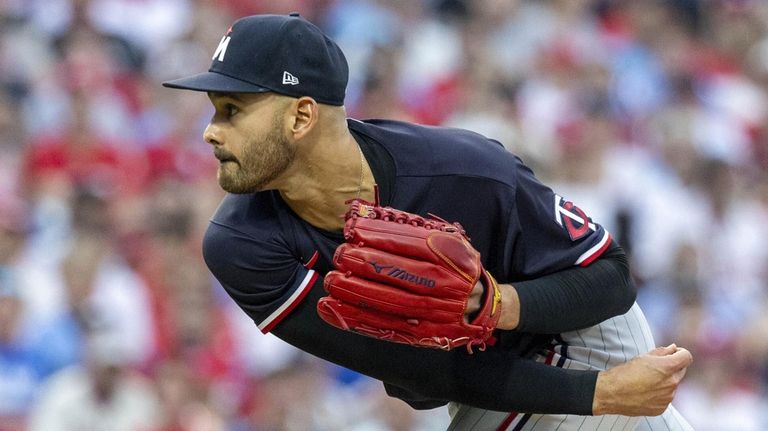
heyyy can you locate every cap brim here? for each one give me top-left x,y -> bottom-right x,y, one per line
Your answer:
162,71 -> 271,94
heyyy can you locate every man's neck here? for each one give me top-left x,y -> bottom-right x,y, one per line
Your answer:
279,130 -> 375,232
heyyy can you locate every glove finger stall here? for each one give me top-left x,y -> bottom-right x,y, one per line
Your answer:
333,243 -> 472,296
345,218 -> 461,263
324,270 -> 466,322
317,297 -> 484,349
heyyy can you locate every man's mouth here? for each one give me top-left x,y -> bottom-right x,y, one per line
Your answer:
214,150 -> 236,163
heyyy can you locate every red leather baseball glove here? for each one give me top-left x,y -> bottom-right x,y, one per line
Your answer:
317,198 -> 502,353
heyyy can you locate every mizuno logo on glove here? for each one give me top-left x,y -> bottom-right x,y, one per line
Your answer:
368,261 -> 393,274
369,261 -> 436,288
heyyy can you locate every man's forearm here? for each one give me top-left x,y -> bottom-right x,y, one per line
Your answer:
508,244 -> 636,333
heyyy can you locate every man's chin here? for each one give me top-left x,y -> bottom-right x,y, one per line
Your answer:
217,175 -> 265,194
217,174 -> 247,194
219,184 -> 256,194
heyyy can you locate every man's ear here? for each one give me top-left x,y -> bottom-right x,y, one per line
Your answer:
289,97 -> 318,139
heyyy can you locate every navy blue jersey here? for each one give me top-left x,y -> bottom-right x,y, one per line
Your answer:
202,119 -> 626,414
204,119 -> 611,332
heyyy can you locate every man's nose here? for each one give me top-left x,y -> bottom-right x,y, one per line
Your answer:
203,124 -> 221,146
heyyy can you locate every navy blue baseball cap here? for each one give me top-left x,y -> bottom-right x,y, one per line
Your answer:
163,13 -> 348,106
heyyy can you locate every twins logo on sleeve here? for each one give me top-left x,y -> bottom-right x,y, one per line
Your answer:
554,194 -> 596,241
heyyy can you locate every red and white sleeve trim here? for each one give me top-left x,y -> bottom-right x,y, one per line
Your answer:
258,269 -> 319,333
575,231 -> 612,267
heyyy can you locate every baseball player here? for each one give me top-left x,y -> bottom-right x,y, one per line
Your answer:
163,13 -> 693,430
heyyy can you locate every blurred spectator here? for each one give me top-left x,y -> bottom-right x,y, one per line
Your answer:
27,328 -> 163,431
0,195 -> 80,431
0,271 -> 30,431
323,0 -> 405,110
348,45 -> 415,122
0,97 -> 26,194
153,359 -> 228,431
57,188 -> 157,368
22,89 -> 148,201
675,353 -> 768,431
0,266 -> 79,431
238,359 -> 338,431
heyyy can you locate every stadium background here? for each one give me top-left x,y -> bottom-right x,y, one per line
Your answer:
1,0 -> 767,429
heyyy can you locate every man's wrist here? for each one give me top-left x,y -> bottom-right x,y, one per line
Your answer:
592,369 -> 618,415
496,283 -> 520,330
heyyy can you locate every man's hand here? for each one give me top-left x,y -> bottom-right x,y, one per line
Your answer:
592,344 -> 693,416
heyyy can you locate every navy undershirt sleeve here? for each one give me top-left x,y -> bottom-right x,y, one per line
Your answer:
271,278 -> 597,415
514,243 -> 636,334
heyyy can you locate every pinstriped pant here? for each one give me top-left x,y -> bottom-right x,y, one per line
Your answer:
446,303 -> 694,431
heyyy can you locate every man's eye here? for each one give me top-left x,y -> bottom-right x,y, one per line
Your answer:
225,104 -> 239,117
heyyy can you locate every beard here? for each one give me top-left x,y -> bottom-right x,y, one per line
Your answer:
216,115 -> 295,194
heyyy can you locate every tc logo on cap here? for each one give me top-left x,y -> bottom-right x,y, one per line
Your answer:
212,35 -> 231,62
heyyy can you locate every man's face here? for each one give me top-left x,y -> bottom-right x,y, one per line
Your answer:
204,93 -> 296,194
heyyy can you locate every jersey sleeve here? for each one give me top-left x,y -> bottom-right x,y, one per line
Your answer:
202,220 -> 319,334
510,158 -> 612,277
504,158 -> 636,333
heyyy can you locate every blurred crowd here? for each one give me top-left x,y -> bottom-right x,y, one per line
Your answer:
2,0 -> 768,429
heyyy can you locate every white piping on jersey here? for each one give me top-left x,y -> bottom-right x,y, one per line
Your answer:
258,269 -> 317,332
575,230 -> 610,265
553,194 -> 597,231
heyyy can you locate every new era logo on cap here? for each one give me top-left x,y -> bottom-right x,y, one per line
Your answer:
282,71 -> 299,85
